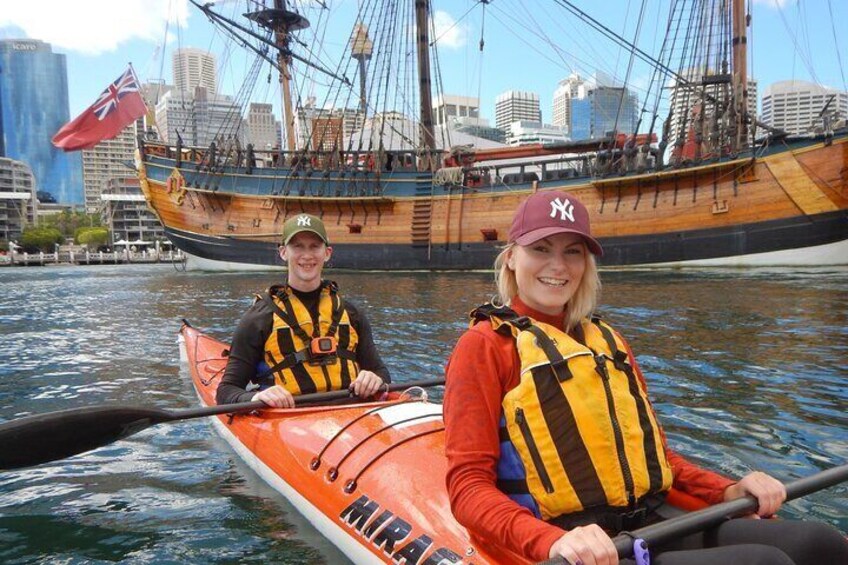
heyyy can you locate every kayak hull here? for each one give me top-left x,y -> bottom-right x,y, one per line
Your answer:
180,325 -> 526,564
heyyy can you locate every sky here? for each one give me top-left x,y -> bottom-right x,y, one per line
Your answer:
1,0 -> 846,126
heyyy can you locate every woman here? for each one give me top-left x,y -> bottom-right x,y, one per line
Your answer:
443,191 -> 847,565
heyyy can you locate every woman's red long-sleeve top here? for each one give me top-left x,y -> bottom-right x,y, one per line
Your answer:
443,297 -> 735,562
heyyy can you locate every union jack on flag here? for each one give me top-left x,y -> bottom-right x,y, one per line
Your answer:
52,64 -> 148,151
92,68 -> 141,121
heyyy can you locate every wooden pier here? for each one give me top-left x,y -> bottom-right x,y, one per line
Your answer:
0,249 -> 185,267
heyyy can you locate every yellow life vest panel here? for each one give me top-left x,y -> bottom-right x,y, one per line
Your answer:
471,304 -> 673,521
260,281 -> 359,395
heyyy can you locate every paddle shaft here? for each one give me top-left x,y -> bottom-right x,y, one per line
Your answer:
177,377 -> 447,417
537,463 -> 848,565
0,378 -> 445,470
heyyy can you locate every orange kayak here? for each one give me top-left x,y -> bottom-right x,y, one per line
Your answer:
180,323 -> 527,564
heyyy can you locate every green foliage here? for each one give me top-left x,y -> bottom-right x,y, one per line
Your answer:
41,210 -> 101,238
0,241 -> 9,252
20,227 -> 63,252
75,227 -> 110,247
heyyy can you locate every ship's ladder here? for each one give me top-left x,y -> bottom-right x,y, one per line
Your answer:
411,174 -> 434,259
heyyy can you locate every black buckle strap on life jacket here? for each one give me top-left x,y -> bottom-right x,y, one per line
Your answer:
263,290 -> 313,344
548,493 -> 666,533
324,281 -> 345,339
472,304 -> 571,381
256,345 -> 356,381
592,317 -> 632,374
470,303 -> 533,337
255,348 -> 312,381
525,325 -> 573,383
470,303 -> 521,324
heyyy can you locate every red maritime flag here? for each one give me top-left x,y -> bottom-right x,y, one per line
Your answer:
52,66 -> 148,151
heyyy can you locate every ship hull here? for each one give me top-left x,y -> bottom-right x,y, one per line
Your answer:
139,133 -> 848,270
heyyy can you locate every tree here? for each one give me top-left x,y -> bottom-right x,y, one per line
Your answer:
41,210 -> 101,238
75,227 -> 110,248
20,227 -> 63,252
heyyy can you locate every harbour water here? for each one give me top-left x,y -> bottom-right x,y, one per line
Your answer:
0,264 -> 846,564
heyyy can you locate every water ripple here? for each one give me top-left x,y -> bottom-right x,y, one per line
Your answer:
0,265 -> 846,563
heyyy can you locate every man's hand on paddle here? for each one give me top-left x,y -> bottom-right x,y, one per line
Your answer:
724,471 -> 787,518
252,385 -> 295,408
548,524 -> 618,565
350,370 -> 385,399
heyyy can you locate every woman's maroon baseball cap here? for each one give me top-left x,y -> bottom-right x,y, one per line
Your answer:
508,190 -> 604,256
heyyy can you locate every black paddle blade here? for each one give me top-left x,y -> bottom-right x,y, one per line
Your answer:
0,406 -> 172,470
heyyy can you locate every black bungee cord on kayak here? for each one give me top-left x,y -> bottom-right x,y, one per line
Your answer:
310,399 -> 415,471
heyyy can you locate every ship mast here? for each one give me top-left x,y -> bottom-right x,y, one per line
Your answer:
731,0 -> 749,150
246,1 -> 310,153
350,23 -> 373,115
415,0 -> 436,170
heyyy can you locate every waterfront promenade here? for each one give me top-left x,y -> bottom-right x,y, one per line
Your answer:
0,248 -> 184,266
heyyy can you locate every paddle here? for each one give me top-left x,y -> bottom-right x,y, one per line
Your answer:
0,378 -> 445,471
537,463 -> 848,565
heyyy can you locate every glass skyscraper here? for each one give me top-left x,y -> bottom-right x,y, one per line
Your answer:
570,86 -> 639,141
0,39 -> 83,204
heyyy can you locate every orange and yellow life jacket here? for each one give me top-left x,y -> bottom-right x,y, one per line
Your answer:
471,304 -> 673,521
259,281 -> 359,395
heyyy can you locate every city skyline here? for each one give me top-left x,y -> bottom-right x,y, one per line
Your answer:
1,0 -> 845,129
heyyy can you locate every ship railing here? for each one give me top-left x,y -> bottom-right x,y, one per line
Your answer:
141,140 -> 442,175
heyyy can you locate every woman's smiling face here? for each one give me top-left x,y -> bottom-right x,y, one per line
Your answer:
507,232 -> 587,316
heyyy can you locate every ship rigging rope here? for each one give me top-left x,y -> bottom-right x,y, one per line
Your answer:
611,0 -> 647,141
531,1 -> 602,77
430,11 -> 450,151
826,0 -> 847,92
774,0 -> 819,86
637,0 -> 678,141
486,6 -> 580,85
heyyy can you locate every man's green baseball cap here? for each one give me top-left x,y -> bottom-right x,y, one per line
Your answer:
281,213 -> 329,245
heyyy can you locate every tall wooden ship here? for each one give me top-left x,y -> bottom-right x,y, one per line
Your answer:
137,0 -> 848,270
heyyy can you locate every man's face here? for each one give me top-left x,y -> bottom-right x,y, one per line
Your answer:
279,231 -> 332,291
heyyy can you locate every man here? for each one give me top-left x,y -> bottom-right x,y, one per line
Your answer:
216,213 -> 389,408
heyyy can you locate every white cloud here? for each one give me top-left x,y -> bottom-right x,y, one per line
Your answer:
0,0 -> 189,55
752,0 -> 792,8
432,10 -> 466,50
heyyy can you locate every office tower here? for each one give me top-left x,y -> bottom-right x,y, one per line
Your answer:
155,87 -> 243,147
0,156 -> 37,241
552,74 -> 585,134
246,103 -> 279,149
762,80 -> 848,135
433,95 -> 482,126
570,82 -> 639,140
433,94 -> 504,142
0,39 -> 83,204
100,177 -> 166,243
172,48 -> 218,95
505,121 -> 568,146
81,123 -> 137,213
495,91 -> 542,131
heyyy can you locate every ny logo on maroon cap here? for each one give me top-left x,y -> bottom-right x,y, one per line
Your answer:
549,197 -> 575,222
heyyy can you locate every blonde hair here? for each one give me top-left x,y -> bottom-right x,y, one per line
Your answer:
494,241 -> 601,332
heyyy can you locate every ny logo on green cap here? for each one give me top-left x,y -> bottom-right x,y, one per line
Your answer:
282,213 -> 329,245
